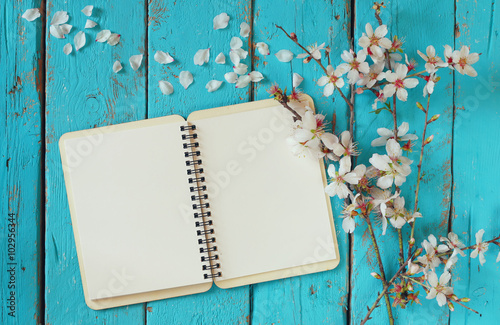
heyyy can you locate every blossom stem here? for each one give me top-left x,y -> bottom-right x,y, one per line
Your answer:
275,24 -> 354,113
408,94 -> 431,258
365,215 -> 395,324
435,235 -> 500,258
361,252 -> 415,325
278,99 -> 302,121
397,229 -> 405,264
401,275 -> 480,315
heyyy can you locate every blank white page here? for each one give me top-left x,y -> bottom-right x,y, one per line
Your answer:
60,117 -> 211,300
193,105 -> 336,281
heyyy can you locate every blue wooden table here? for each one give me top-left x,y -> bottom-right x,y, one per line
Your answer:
1,0 -> 499,324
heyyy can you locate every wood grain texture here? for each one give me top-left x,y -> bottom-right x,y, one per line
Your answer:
251,0 -> 351,323
146,1 -> 251,324
351,1 -> 453,323
0,1 -> 44,324
452,0 -> 500,323
0,0 -> 498,324
44,0 -> 146,323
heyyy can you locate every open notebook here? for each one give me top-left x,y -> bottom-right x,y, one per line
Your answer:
59,95 -> 340,310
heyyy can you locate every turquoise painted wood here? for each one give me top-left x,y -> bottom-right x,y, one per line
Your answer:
1,1 -> 43,324
1,0 -> 499,324
452,0 -> 500,323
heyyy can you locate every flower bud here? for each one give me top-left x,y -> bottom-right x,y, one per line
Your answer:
448,301 -> 455,311
409,237 -> 415,246
290,32 -> 297,41
371,272 -> 382,280
428,114 -> 440,123
460,297 -> 471,302
416,102 -> 426,112
414,248 -> 423,257
424,135 -> 434,145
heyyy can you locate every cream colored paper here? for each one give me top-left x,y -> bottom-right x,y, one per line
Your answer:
60,116 -> 211,304
189,99 -> 337,283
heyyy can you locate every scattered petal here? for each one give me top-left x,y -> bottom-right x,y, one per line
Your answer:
179,71 -> 194,89
74,31 -> 86,51
96,30 -> 111,42
154,51 -> 174,64
206,80 -> 223,92
51,11 -> 69,26
275,49 -> 294,62
256,42 -> 270,55
49,25 -> 65,39
230,37 -> 243,50
129,54 -> 143,71
113,61 -> 122,73
224,72 -> 238,83
85,19 -> 97,29
232,47 -> 248,59
22,8 -> 41,22
293,73 -> 304,88
59,24 -> 72,35
240,22 -> 251,38
229,51 -> 240,65
235,75 -> 251,88
233,63 -> 248,75
159,80 -> 174,95
213,13 -> 229,30
194,48 -> 210,66
107,33 -> 120,46
249,71 -> 264,82
215,52 -> 226,64
63,43 -> 72,55
82,5 -> 93,17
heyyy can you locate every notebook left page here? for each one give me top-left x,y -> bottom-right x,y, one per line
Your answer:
59,115 -> 212,309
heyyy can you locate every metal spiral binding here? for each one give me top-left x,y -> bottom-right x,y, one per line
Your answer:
180,124 -> 222,280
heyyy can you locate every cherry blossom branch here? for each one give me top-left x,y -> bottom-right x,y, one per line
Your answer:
401,275 -> 480,315
408,94 -> 432,257
435,235 -> 500,258
364,214 -> 395,324
361,251 -> 415,325
275,24 -> 355,115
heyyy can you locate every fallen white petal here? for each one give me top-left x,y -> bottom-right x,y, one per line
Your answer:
293,72 -> 304,88
256,42 -> 270,55
82,5 -> 93,17
206,80 -> 223,92
233,63 -> 248,75
213,13 -> 229,30
85,19 -> 97,29
159,80 -> 174,95
215,52 -> 226,64
63,43 -> 72,55
275,49 -> 294,62
249,71 -> 263,82
113,61 -> 122,73
240,22 -> 250,38
51,11 -> 69,26
107,33 -> 121,46
59,24 -> 72,35
129,54 -> 143,71
96,30 -> 111,42
74,31 -> 86,51
230,37 -> 243,50
179,71 -> 194,89
232,47 -> 248,59
235,75 -> 251,88
194,48 -> 210,66
224,72 -> 238,83
229,51 -> 240,65
49,25 -> 65,39
154,51 -> 174,64
22,8 -> 41,22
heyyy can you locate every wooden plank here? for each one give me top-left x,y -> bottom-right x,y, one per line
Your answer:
0,1 -> 44,323
146,1 -> 251,323
351,1 -> 454,323
251,1 -> 351,323
451,1 -> 500,323
44,0 -> 147,323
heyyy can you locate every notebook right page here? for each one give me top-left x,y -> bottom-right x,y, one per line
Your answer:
189,97 -> 339,286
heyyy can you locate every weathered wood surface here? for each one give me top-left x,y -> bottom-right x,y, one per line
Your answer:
1,0 -> 498,324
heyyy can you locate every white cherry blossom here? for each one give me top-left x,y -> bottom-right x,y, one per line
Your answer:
317,65 -> 345,97
357,62 -> 385,88
331,130 -> 358,157
452,45 -> 479,77
358,23 -> 392,61
371,122 -> 418,147
383,64 -> 419,101
338,49 -> 370,84
426,270 -> 453,306
325,157 -> 364,199
369,139 -> 412,188
470,229 -> 489,265
417,45 -> 447,73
